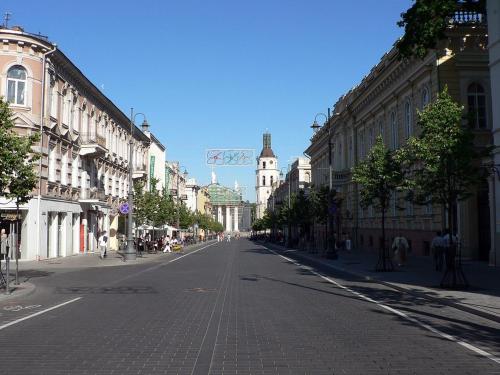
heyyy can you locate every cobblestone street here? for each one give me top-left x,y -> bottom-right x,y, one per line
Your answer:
1,239 -> 499,374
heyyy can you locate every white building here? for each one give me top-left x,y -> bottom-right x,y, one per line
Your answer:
255,132 -> 279,219
185,178 -> 200,213
0,26 -> 150,259
141,122 -> 166,192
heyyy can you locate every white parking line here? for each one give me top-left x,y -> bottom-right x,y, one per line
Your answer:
0,297 -> 82,331
264,246 -> 500,365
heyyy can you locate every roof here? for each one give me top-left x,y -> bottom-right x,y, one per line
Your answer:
206,183 -> 242,205
259,148 -> 275,158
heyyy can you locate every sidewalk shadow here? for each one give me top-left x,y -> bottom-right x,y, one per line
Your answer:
18,269 -> 54,282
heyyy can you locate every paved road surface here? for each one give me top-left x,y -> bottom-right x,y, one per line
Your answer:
0,239 -> 499,374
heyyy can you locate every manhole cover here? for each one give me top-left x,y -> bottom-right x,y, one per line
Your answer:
184,288 -> 216,293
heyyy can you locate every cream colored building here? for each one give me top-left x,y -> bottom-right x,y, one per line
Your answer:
0,26 -> 150,260
255,132 -> 279,219
306,11 -> 493,261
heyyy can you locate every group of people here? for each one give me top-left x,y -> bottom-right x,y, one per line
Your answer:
216,232 -> 241,243
430,230 -> 459,272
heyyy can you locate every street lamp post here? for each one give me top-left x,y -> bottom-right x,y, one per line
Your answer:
125,108 -> 148,262
175,164 -> 188,236
311,111 -> 338,259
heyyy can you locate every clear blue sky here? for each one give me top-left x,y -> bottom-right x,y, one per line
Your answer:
6,0 -> 412,202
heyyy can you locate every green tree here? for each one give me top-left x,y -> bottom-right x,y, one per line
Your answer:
0,98 -> 40,283
352,136 -> 404,271
396,0 -> 486,59
403,88 -> 491,286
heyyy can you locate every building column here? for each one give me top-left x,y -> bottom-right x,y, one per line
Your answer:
226,206 -> 231,232
234,206 -> 239,232
488,0 -> 500,266
73,213 -> 80,255
217,206 -> 222,224
49,212 -> 59,258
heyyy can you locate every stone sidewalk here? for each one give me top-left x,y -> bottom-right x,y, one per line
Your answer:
265,242 -> 500,323
0,240 -> 215,301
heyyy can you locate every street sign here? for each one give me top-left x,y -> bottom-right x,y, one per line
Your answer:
119,203 -> 130,215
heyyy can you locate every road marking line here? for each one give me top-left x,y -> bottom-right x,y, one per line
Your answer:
264,246 -> 500,365
0,297 -> 82,331
112,242 -> 218,284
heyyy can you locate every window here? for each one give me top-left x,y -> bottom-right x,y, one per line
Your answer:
62,91 -> 70,126
82,110 -> 88,134
72,99 -> 80,132
262,176 -> 266,186
50,82 -> 58,118
404,100 -> 412,138
61,149 -> 68,185
270,175 -> 274,186
390,111 -> 397,149
378,118 -> 384,141
421,86 -> 430,109
359,130 -> 365,158
263,161 -> 266,169
48,144 -> 56,182
7,65 -> 27,106
72,155 -> 79,187
369,128 -> 374,150
467,83 -> 487,128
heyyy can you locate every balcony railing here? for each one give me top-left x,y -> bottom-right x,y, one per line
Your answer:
80,133 -> 106,148
79,133 -> 107,156
451,4 -> 486,25
79,187 -> 106,202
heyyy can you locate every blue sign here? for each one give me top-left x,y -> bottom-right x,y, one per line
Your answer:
119,203 -> 130,215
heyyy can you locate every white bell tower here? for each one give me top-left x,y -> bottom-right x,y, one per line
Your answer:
255,132 -> 279,219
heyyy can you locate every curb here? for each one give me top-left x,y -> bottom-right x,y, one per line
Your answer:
261,241 -> 500,324
0,281 -> 36,302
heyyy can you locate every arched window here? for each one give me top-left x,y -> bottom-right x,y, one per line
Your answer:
378,118 -> 384,140
421,86 -> 430,109
262,176 -> 266,186
404,99 -> 412,138
7,65 -> 27,105
390,111 -> 398,149
270,175 -> 274,186
263,161 -> 266,169
467,83 -> 487,128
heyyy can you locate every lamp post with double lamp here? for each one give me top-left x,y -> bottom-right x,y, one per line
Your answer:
279,165 -> 292,247
175,164 -> 188,238
311,111 -> 338,259
125,108 -> 148,262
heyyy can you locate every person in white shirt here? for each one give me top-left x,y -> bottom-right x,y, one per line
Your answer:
98,231 -> 108,260
163,235 -> 171,253
392,235 -> 409,266
431,231 -> 446,271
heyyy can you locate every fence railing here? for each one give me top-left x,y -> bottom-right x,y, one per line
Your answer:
80,187 -> 106,201
80,133 -> 107,149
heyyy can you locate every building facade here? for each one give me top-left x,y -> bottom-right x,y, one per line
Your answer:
141,123 -> 166,192
305,12 -> 492,260
0,26 -> 150,260
255,132 -> 279,219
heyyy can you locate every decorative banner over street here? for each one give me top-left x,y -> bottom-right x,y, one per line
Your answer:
205,149 -> 255,167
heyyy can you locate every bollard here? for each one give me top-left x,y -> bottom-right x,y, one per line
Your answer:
5,256 -> 10,295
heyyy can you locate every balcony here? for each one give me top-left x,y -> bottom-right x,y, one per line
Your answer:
79,187 -> 107,203
132,163 -> 147,179
79,133 -> 107,157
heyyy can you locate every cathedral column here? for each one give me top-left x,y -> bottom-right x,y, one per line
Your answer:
217,206 -> 222,224
226,206 -> 231,232
234,206 -> 239,232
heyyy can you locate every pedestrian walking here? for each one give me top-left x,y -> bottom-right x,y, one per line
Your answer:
431,231 -> 445,271
392,235 -> 409,267
163,235 -> 172,253
226,233 -> 231,242
98,230 -> 108,260
345,236 -> 352,252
